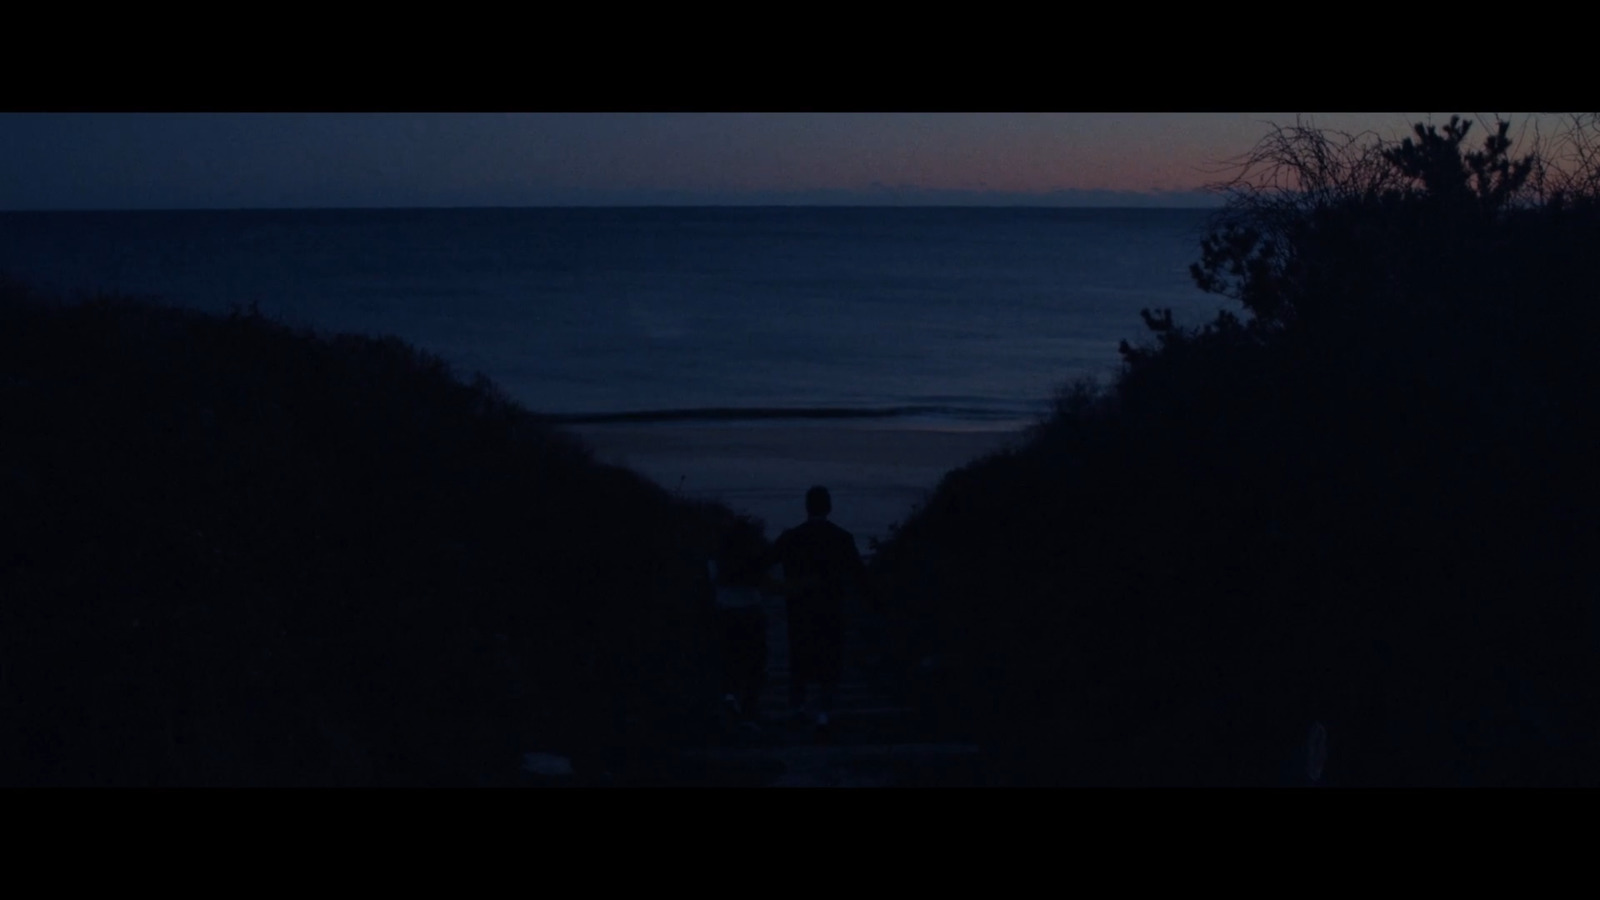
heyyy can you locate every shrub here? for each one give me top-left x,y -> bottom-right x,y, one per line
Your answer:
0,282 -> 745,785
869,115 -> 1600,785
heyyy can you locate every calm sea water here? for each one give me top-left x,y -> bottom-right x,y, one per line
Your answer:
0,207 -> 1226,430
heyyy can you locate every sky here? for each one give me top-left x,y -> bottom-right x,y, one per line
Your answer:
0,113 -> 1557,210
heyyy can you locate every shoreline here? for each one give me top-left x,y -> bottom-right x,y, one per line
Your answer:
565,422 -> 1026,549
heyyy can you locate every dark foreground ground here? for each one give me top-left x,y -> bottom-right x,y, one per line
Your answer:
522,591 -> 990,788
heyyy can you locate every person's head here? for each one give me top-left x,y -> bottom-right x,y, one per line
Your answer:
805,485 -> 832,519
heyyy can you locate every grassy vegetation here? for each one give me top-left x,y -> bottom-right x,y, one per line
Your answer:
869,117 -> 1600,786
0,279 -> 756,786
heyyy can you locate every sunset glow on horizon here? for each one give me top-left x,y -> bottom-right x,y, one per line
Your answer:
0,112 -> 1556,210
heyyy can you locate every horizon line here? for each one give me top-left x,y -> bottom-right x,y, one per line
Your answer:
0,201 -> 1226,214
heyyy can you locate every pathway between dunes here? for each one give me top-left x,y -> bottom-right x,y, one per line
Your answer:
670,594 -> 986,787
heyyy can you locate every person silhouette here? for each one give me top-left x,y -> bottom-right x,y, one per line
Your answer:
770,486 -> 865,737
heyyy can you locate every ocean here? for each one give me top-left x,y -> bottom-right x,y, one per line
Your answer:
0,207 -> 1230,543
0,207 -> 1225,427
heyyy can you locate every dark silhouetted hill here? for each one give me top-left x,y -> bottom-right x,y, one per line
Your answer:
869,116 -> 1600,786
0,280 -> 753,786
